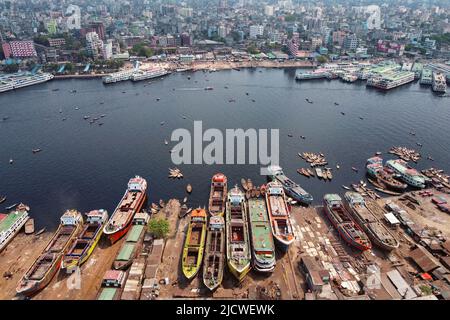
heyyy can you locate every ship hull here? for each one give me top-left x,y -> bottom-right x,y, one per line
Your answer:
17,256 -> 63,296
323,205 -> 371,251
105,192 -> 146,244
17,216 -> 83,296
272,236 -> 294,252
61,224 -> 104,273
203,230 -> 225,291
227,260 -> 251,282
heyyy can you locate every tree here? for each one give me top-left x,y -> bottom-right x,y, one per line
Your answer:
148,218 -> 170,239
4,64 -> 19,73
247,44 -> 260,54
131,43 -> 154,57
317,55 -> 328,63
34,35 -> 49,46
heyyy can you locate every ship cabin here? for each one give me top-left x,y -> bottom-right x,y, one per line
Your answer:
133,212 -> 150,225
102,270 -> 127,288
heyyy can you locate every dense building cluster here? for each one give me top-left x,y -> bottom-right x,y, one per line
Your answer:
0,0 -> 449,69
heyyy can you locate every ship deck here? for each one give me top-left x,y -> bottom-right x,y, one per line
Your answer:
267,195 -> 288,217
249,199 -> 273,251
109,191 -> 143,228
353,204 -> 377,223
0,212 -> 26,232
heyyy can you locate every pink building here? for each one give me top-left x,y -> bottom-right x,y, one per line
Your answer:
2,40 -> 37,58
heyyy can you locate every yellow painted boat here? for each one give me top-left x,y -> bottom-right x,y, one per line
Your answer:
61,209 -> 108,274
182,208 -> 207,280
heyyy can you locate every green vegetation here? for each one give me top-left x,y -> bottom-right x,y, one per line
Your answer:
131,42 -> 154,57
148,218 -> 170,239
33,35 -> 49,46
317,55 -> 328,63
3,64 -> 19,73
284,14 -> 296,22
246,44 -> 260,54
419,285 -> 433,296
431,33 -> 450,45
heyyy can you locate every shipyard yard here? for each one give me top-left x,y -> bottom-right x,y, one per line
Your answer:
1,185 -> 450,300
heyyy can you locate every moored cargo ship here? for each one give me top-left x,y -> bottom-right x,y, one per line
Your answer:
16,210 -> 83,296
265,181 -> 295,252
182,208 -> 207,280
61,209 -> 108,273
266,165 -> 313,205
203,216 -> 225,291
366,157 -> 407,191
323,194 -> 371,251
226,186 -> 251,281
0,203 -> 30,253
103,176 -> 147,244
343,192 -> 399,251
248,198 -> 276,272
208,173 -> 227,217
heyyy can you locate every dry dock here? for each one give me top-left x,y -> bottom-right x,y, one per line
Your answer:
1,188 -> 450,300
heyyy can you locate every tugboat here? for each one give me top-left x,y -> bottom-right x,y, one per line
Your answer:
265,181 -> 295,251
103,176 -> 147,244
61,209 -> 108,273
343,192 -> 399,251
225,186 -> 251,281
323,194 -> 371,251
266,165 -> 313,206
248,198 -> 275,272
16,210 -> 83,296
182,208 -> 207,280
208,173 -> 227,217
203,216 -> 225,291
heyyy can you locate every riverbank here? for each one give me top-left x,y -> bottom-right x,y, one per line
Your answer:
1,187 -> 449,300
50,59 -> 316,80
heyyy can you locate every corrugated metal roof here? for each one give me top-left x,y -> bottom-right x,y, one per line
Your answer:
126,225 -> 144,242
410,246 -> 440,272
386,270 -> 417,300
117,243 -> 135,261
98,288 -> 117,300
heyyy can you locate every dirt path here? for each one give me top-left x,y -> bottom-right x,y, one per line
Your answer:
0,232 -> 52,300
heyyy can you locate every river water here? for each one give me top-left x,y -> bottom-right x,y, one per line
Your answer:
1,68 -> 449,229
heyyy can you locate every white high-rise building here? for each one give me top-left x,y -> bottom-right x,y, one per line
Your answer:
86,32 -> 104,59
218,24 -> 227,39
102,40 -> 113,60
66,4 -> 81,30
264,5 -> 274,16
365,5 -> 381,30
249,25 -> 264,39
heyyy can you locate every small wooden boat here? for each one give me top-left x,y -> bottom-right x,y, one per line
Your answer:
183,197 -> 187,203
179,205 -> 191,218
247,179 -> 253,190
374,187 -> 402,196
341,112 -> 345,115
25,218 -> 35,234
336,164 -> 340,170
5,203 -> 18,210
35,228 -> 46,236
326,168 -> 332,180
322,170 -> 328,180
241,178 -> 248,191
342,185 -> 351,190
32,148 -> 42,154
159,199 -> 165,208
0,196 -> 6,204
307,168 -> 315,176
352,167 -> 358,172
334,102 -> 339,106
186,184 -> 193,193
316,168 -> 323,179
164,140 -> 168,145
151,203 -> 158,210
